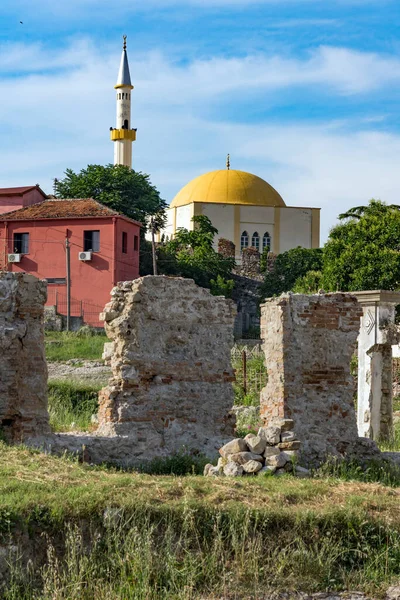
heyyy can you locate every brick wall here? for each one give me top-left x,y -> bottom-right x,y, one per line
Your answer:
97,276 -> 236,458
260,293 -> 377,465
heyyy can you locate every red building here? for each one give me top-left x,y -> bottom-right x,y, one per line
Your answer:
0,197 -> 141,327
0,185 -> 47,215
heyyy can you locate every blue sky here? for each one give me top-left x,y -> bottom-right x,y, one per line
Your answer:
1,0 -> 400,240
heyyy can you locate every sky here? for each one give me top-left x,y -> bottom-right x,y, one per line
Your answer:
1,0 -> 400,241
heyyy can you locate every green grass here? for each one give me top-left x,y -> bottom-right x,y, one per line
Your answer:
3,445 -> 400,598
48,380 -> 101,432
232,354 -> 267,407
45,331 -> 108,362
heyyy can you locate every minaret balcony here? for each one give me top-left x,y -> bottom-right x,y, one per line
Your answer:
110,129 -> 137,141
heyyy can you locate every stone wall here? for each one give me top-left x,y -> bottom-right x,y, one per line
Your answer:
0,272 -> 50,442
97,276 -> 236,457
260,293 -> 378,466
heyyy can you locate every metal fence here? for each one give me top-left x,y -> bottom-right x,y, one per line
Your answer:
231,345 -> 267,399
46,288 -> 103,328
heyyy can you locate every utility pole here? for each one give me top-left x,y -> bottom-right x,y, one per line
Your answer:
65,237 -> 71,331
150,217 -> 158,276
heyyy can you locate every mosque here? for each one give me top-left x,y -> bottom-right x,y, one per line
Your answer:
111,38 -> 320,260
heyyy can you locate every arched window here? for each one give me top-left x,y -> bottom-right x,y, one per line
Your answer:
240,231 -> 249,251
124,119 -> 129,129
251,232 -> 260,250
262,232 -> 271,251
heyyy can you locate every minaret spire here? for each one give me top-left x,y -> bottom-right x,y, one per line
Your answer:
110,35 -> 136,168
226,154 -> 230,170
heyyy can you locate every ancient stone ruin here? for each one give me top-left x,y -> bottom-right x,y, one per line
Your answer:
97,276 -> 236,457
0,272 -> 50,442
259,293 -> 378,466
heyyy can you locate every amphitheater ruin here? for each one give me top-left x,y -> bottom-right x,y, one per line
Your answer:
1,271 -> 400,469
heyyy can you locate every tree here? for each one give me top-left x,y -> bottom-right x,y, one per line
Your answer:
261,246 -> 323,299
293,270 -> 323,294
323,199 -> 400,291
158,216 -> 235,294
55,164 -> 166,227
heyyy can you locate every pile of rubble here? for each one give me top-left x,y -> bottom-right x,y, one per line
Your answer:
204,418 -> 310,478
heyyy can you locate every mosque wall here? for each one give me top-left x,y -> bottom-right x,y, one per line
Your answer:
279,208 -> 313,253
201,203 -> 235,248
176,204 -> 193,230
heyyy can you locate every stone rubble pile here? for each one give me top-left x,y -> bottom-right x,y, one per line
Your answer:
204,418 -> 310,478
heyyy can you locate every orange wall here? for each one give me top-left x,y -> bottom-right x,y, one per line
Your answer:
0,216 -> 140,324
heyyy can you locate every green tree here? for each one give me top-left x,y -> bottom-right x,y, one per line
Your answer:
261,246 -> 323,299
55,164 -> 166,227
323,199 -> 400,291
293,270 -> 323,294
158,216 -> 235,293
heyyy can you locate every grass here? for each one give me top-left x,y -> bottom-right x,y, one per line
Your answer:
232,354 -> 267,407
48,380 -> 101,432
2,444 -> 400,597
45,331 -> 108,362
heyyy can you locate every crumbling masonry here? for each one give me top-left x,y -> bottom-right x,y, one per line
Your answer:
0,272 -> 50,442
97,276 -> 236,457
260,293 -> 378,466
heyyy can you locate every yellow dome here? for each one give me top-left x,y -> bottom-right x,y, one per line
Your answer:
170,169 -> 285,208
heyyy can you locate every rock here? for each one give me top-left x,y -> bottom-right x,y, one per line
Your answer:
217,457 -> 227,469
204,463 -> 213,476
242,460 -> 263,473
264,446 -> 281,458
223,461 -> 244,477
274,468 -> 287,477
91,414 -> 99,425
244,434 -> 266,455
219,438 -> 248,458
229,451 -> 264,465
274,418 -> 294,431
284,461 -> 295,473
265,452 -> 288,469
295,466 -> 311,479
281,451 -> 296,464
387,586 -> 400,600
256,465 -> 276,476
281,449 -> 298,460
277,440 -> 302,450
258,425 -> 281,445
204,464 -> 223,477
280,430 -> 296,443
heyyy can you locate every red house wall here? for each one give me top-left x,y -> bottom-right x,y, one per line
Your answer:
0,188 -> 46,215
0,216 -> 140,326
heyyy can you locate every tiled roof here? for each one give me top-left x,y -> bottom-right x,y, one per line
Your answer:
0,185 -> 47,197
1,199 -> 121,221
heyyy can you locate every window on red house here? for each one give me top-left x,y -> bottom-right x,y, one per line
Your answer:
134,235 -> 138,251
14,232 -> 29,254
84,230 -> 100,252
122,231 -> 127,254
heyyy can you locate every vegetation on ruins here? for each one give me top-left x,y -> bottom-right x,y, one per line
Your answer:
4,444 -> 400,598
55,164 -> 166,227
261,246 -> 323,298
157,215 -> 235,296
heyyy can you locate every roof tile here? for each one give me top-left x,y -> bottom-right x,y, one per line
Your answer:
1,199 -> 121,221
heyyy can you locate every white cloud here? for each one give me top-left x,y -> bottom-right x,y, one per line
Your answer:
1,39 -> 400,243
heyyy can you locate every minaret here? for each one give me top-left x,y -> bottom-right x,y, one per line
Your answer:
110,35 -> 136,167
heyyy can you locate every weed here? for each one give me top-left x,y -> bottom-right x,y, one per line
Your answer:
45,331 -> 107,362
48,380 -> 101,432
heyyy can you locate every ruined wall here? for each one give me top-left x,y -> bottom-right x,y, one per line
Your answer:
0,272 -> 50,442
260,293 -> 377,466
97,276 -> 236,457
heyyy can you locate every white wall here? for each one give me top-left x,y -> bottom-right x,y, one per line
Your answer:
279,208 -> 312,252
240,206 -> 274,224
176,204 -> 193,230
201,203 -> 235,250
